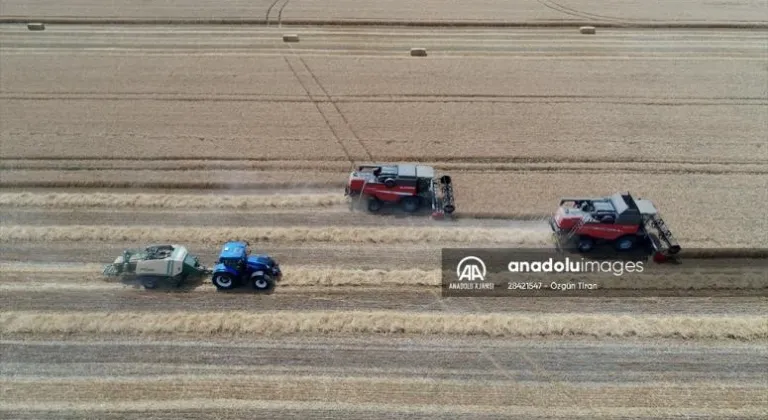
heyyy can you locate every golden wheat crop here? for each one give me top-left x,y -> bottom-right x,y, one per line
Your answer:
2,0 -> 764,23
1,311 -> 765,339
2,377 -> 764,413
0,192 -> 345,209
0,169 -> 344,188
3,159 -> 764,176
0,225 -> 551,245
1,401 -> 764,419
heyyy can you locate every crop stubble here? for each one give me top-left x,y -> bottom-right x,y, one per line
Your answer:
1,24 -> 767,417
2,0 -> 767,23
3,54 -> 766,162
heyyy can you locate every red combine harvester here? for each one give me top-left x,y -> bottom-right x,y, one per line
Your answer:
344,163 -> 455,219
550,192 -> 681,262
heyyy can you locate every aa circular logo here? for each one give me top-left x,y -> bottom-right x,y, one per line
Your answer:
456,256 -> 486,281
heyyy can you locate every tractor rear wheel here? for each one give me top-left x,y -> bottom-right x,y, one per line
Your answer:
614,235 -> 637,252
577,237 -> 595,253
401,196 -> 420,213
252,274 -> 275,292
367,197 -> 382,212
212,273 -> 235,290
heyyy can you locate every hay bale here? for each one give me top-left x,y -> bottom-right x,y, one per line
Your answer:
27,23 -> 45,31
282,34 -> 299,43
579,26 -> 596,35
410,48 -> 427,57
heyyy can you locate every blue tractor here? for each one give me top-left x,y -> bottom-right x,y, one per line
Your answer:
211,241 -> 281,291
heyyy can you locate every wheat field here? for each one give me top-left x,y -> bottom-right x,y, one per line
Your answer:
1,12 -> 767,419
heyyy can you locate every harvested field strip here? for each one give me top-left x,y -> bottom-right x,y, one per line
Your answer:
0,169 -> 345,190
0,180 -> 343,190
0,262 -> 104,273
0,266 -> 441,287
0,192 -> 346,209
3,156 -> 764,164
1,376 -> 766,408
0,283 -> 119,291
2,265 -> 767,290
1,403 -> 766,420
3,160 -> 767,174
1,311 -> 765,340
0,225 -> 549,245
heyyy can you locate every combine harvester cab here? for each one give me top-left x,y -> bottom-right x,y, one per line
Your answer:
211,241 -> 282,291
344,163 -> 456,219
550,192 -> 681,262
102,244 -> 211,289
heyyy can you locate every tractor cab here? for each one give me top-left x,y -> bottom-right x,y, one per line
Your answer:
211,241 -> 281,291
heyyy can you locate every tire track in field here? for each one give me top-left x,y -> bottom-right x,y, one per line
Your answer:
265,0 -> 282,25
281,55 -> 358,167
277,0 -> 291,26
536,0 -> 632,25
284,44 -> 375,163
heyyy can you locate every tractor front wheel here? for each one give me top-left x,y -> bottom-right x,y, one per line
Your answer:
212,273 -> 236,290
252,274 -> 275,292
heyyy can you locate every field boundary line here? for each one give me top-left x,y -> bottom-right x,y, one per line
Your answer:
265,0 -> 281,26
277,0 -> 291,27
1,18 -> 767,29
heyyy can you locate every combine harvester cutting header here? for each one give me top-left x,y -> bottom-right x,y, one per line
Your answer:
345,163 -> 455,219
550,192 -> 681,262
